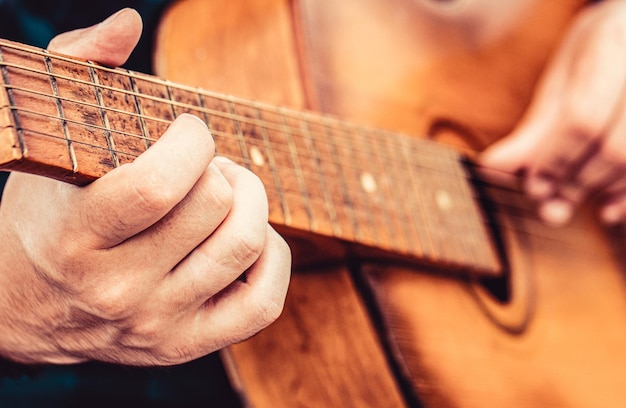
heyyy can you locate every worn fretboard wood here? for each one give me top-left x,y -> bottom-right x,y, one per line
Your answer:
0,39 -> 501,276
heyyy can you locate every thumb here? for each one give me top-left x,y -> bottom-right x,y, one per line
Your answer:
46,8 -> 143,67
477,123 -> 543,188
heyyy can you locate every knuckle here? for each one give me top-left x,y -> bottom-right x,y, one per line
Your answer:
49,243 -> 88,284
88,285 -> 134,321
230,231 -> 265,269
204,167 -> 234,214
119,318 -> 164,350
251,295 -> 285,329
43,251 -> 108,296
130,171 -> 178,214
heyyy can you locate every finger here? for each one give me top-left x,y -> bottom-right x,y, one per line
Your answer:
599,169 -> 626,225
526,7 -> 626,194
47,8 -> 142,67
477,130 -> 536,187
477,14 -> 576,190
596,55 -> 626,227
111,160 -> 233,275
162,157 -> 270,307
78,114 -> 215,249
190,226 -> 290,355
601,197 -> 626,225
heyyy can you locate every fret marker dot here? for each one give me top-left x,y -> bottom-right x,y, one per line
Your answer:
360,172 -> 377,194
249,146 -> 265,166
435,190 -> 453,211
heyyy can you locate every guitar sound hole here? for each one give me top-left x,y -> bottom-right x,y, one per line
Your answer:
477,275 -> 510,304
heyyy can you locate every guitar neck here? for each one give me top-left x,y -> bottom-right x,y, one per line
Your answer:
0,39 -> 500,275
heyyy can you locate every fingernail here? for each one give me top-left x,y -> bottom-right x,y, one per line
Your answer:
601,204 -> 622,225
539,199 -> 573,227
178,113 -> 209,129
100,8 -> 128,27
212,156 -> 235,164
526,176 -> 554,199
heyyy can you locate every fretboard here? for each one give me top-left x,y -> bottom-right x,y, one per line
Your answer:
0,39 -> 500,275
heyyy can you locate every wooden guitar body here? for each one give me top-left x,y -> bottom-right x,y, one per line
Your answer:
151,0 -> 626,406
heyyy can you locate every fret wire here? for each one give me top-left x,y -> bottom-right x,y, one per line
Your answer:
391,129 -> 438,260
255,107 -> 291,227
88,62 -> 119,168
165,82 -> 178,120
306,119 -> 354,239
333,122 -> 378,247
129,75 -> 152,150
453,150 -> 487,265
1,83 -> 171,131
354,124 -> 410,254
43,53 -> 77,172
297,113 -> 341,237
19,127 -> 140,159
228,100 -> 251,170
373,127 -> 424,256
435,148 -> 476,264
277,106 -> 316,231
415,140 -> 454,263
423,133 -> 458,262
322,120 -> 361,241
444,145 -> 484,266
196,90 -> 213,129
11,106 -> 156,144
461,162 -> 489,265
0,43 -> 26,154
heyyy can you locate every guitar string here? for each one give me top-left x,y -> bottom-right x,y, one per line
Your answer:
5,101 -> 520,200
0,81 -> 467,182
0,45 -> 622,246
6,118 -> 621,252
0,47 -> 485,164
0,54 -> 589,210
0,40 -> 614,195
0,73 -> 616,234
3,97 -> 604,220
1,92 -> 614,242
0,90 -> 492,199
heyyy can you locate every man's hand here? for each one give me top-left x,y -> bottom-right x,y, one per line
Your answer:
0,8 -> 290,366
480,0 -> 626,226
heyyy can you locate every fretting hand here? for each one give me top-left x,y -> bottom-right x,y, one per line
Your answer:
0,8 -> 290,366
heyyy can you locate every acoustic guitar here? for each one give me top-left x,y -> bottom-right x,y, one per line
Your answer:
1,0 -> 626,406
